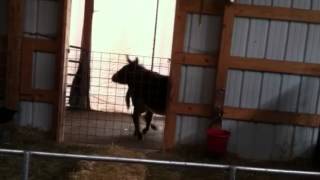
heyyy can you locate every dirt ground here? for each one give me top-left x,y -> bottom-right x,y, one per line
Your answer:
0,127 -> 319,180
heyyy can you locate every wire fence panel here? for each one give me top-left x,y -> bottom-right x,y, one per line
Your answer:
0,148 -> 320,180
63,48 -> 170,148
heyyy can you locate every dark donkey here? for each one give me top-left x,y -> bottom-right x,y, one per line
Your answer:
112,56 -> 168,140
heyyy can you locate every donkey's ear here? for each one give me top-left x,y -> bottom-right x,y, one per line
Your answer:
133,57 -> 139,64
126,55 -> 132,63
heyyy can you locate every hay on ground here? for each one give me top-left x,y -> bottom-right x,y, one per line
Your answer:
69,145 -> 147,180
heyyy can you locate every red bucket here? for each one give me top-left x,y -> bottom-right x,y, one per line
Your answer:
207,128 -> 230,156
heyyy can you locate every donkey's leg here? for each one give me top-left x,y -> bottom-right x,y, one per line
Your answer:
132,108 -> 142,140
142,111 -> 153,134
132,108 -> 143,140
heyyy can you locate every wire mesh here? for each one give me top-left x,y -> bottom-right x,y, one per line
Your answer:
63,47 -> 170,148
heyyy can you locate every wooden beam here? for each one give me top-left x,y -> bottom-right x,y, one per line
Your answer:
224,107 -> 320,128
213,4 -> 235,127
233,4 -> 320,24
6,0 -> 23,110
181,0 -> 225,15
174,53 -> 218,67
171,103 -> 213,117
56,0 -> 71,142
20,38 -> 58,94
164,0 -> 186,149
20,91 -> 56,103
229,56 -> 320,76
22,38 -> 57,52
68,0 -> 94,110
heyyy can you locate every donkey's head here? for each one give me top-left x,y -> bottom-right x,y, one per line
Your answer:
111,55 -> 142,84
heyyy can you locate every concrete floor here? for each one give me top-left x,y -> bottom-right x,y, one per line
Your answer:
63,110 -> 165,149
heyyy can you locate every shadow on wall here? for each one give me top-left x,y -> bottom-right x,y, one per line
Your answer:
225,84 -> 319,161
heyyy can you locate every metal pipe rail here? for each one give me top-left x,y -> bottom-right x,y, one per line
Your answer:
0,148 -> 320,180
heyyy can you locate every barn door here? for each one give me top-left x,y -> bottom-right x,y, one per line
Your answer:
164,0 -> 226,149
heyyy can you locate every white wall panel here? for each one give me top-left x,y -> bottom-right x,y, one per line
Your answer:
313,0 -> 320,10
24,0 -> 59,38
17,101 -> 34,127
259,73 -> 281,110
179,66 -> 214,104
236,122 -> 256,159
225,70 -> 243,107
38,0 -> 59,37
222,119 -> 238,153
240,71 -> 262,109
266,21 -> 288,60
32,52 -> 56,90
17,101 -> 53,131
175,116 -> 211,145
297,77 -> 319,114
183,66 -> 203,103
246,19 -> 269,58
285,22 -> 308,62
271,125 -> 294,160
305,24 -> 320,64
183,14 -> 221,54
292,0 -> 312,9
177,0 -> 320,161
278,75 -> 300,112
183,14 -> 192,52
272,0 -> 291,8
24,0 -> 38,34
292,127 -> 315,158
231,18 -> 250,56
237,0 -> 253,5
252,124 -> 274,159
253,0 -> 272,6
32,102 -> 53,130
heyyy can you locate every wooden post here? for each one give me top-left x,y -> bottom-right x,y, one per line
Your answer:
164,0 -> 186,150
213,5 -> 235,127
69,0 -> 93,110
6,0 -> 23,110
56,0 -> 71,142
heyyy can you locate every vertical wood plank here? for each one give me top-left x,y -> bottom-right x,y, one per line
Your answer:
6,0 -> 23,109
164,0 -> 185,149
214,4 -> 235,127
56,0 -> 71,142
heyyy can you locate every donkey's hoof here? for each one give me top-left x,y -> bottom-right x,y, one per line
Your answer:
142,128 -> 148,134
137,133 -> 143,140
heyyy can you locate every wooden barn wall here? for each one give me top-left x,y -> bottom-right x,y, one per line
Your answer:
174,0 -> 320,160
175,14 -> 221,145
221,0 -> 320,160
0,0 -> 7,35
0,0 -> 7,104
16,0 -> 59,131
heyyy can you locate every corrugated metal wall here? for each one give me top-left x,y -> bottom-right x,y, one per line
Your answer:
16,0 -> 59,131
224,0 -> 320,160
175,0 -> 320,160
175,14 -> 221,145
